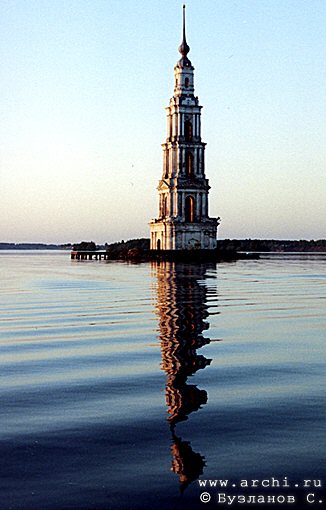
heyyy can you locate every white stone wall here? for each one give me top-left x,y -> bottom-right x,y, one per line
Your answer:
150,220 -> 217,251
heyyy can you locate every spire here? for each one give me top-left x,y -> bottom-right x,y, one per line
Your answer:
178,4 -> 190,58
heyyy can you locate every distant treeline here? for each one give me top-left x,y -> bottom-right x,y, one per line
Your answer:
103,238 -> 326,259
217,239 -> 326,252
103,238 -> 326,254
0,243 -> 72,250
1,239 -> 326,252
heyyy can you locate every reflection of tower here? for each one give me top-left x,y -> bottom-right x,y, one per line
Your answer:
154,261 -> 216,493
149,5 -> 220,251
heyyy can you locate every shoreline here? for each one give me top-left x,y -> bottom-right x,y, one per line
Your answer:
1,238 -> 326,255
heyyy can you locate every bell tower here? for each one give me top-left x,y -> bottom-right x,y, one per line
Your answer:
150,5 -> 220,251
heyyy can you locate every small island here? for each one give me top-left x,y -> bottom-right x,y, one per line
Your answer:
69,238 -> 326,263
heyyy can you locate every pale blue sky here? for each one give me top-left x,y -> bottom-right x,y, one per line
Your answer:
1,0 -> 326,243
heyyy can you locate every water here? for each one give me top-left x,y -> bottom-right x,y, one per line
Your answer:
0,251 -> 325,509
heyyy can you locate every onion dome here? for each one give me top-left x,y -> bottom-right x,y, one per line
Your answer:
177,5 -> 192,68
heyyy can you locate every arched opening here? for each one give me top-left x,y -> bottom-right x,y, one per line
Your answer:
185,195 -> 195,223
157,239 -> 161,251
184,120 -> 193,141
185,77 -> 189,88
185,152 -> 194,177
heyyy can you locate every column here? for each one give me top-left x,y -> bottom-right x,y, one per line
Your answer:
198,147 -> 201,174
194,147 -> 198,175
199,147 -> 203,175
197,193 -> 202,220
165,149 -> 169,177
202,193 -> 206,217
178,148 -> 181,177
182,192 -> 185,220
172,148 -> 176,177
178,193 -> 182,217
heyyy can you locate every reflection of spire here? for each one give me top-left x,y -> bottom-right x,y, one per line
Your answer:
171,429 -> 205,494
154,261 -> 219,493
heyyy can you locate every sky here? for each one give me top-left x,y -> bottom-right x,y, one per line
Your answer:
1,0 -> 326,244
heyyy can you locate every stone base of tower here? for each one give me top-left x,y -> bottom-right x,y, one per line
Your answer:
150,219 -> 218,251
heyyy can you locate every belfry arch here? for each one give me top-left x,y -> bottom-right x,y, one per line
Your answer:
184,120 -> 193,141
185,196 -> 195,223
185,151 -> 194,177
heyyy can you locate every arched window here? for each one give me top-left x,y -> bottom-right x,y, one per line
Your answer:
185,195 -> 195,223
184,120 -> 193,141
185,152 -> 194,177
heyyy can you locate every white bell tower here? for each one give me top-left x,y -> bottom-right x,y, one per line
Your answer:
150,5 -> 220,251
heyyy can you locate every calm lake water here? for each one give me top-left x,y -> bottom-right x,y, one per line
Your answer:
0,251 -> 325,509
